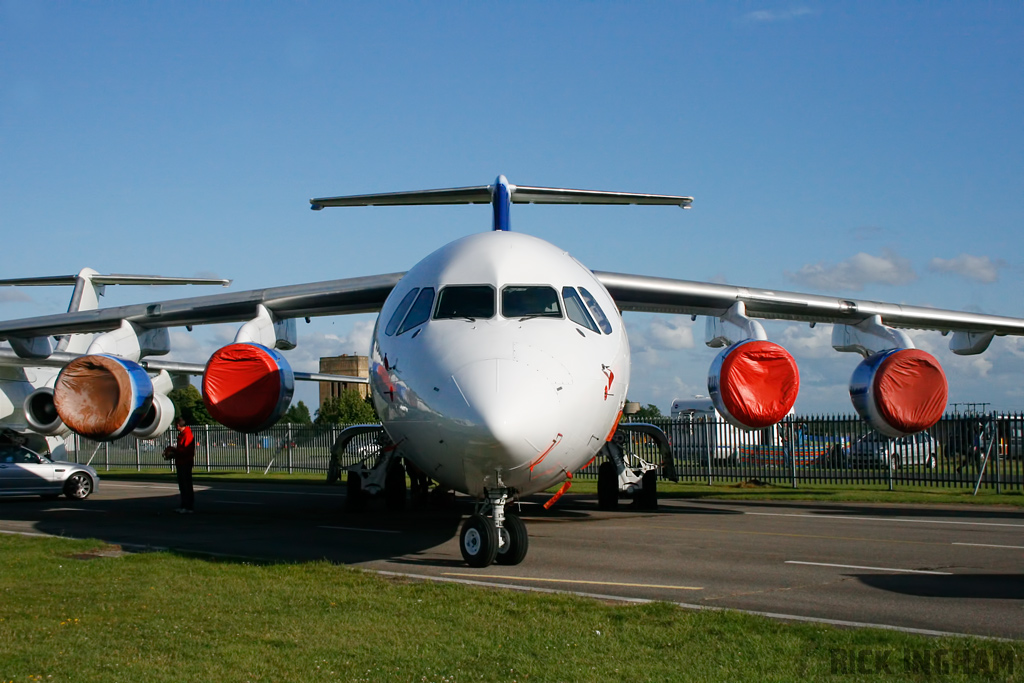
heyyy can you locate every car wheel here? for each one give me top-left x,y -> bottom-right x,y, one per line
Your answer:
63,472 -> 93,500
927,453 -> 937,469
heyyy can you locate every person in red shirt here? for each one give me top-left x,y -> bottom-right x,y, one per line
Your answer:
165,416 -> 196,513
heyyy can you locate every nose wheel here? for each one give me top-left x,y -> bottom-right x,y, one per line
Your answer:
459,489 -> 528,567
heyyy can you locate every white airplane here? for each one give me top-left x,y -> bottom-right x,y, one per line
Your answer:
2,175 -> 1023,567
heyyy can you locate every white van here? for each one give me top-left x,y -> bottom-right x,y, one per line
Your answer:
668,397 -> 792,464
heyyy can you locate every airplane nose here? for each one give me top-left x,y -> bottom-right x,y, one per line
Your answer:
450,358 -> 563,470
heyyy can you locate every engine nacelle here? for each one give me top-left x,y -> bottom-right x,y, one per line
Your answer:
850,348 -> 947,438
23,387 -> 70,437
131,392 -> 176,439
202,343 -> 294,433
708,340 -> 800,430
53,355 -> 154,441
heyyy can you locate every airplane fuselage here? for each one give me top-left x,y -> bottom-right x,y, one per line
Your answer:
370,231 -> 630,498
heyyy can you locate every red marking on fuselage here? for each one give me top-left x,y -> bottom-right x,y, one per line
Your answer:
529,433 -> 563,473
543,471 -> 572,510
603,366 -> 614,400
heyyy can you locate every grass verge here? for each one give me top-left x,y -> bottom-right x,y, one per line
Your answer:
0,534 -> 1019,682
96,469 -> 1024,508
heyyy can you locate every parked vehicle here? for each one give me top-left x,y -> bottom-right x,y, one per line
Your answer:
0,443 -> 99,499
668,398 -> 790,464
845,432 -> 938,469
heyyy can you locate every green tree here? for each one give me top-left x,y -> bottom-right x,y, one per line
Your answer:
315,389 -> 378,425
632,402 -> 663,420
167,383 -> 215,425
278,400 -> 312,425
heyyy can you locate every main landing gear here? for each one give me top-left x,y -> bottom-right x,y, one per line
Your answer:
329,425 -> 408,512
597,424 -> 676,511
460,488 -> 528,568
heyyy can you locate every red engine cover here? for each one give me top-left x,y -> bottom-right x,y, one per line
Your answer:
850,348 -> 947,436
202,343 -> 294,433
708,340 -> 800,430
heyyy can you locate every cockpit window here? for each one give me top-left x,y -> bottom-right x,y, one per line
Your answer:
502,286 -> 562,319
384,288 -> 419,336
397,287 -> 435,335
562,287 -> 600,332
579,287 -> 613,334
434,285 -> 495,320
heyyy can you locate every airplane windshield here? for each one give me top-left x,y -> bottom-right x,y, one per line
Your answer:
434,285 -> 495,320
385,288 -> 419,336
562,287 -> 599,332
502,286 -> 561,319
397,287 -> 435,335
579,287 -> 613,334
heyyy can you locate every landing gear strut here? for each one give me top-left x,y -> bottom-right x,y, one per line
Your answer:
459,486 -> 528,568
598,424 -> 674,511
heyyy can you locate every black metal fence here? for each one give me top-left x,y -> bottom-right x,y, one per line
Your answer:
63,412 -> 1023,492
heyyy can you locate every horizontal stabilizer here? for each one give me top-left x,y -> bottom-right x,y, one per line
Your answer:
311,179 -> 692,210
0,274 -> 231,287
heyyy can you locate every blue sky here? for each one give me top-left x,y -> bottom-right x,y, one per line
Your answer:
2,2 -> 1023,414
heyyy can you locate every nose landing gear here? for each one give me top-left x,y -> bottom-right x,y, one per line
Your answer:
459,487 -> 528,568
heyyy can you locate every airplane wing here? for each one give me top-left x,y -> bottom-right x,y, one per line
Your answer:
0,273 -> 404,341
0,348 -> 367,383
595,271 -> 1024,337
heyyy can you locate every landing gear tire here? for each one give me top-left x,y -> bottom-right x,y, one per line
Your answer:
495,513 -> 529,566
460,514 -> 498,568
345,471 -> 366,513
384,461 -> 407,511
636,470 -> 658,510
597,461 -> 618,511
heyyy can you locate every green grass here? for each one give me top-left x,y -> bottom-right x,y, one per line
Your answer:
96,469 -> 1024,508
0,535 -> 1019,682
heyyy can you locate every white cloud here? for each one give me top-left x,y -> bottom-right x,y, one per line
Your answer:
785,249 -> 917,291
0,290 -> 32,304
743,7 -> 815,22
647,317 -> 695,350
927,254 -> 1005,284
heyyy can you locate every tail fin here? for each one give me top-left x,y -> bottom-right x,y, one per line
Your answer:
0,269 -> 231,356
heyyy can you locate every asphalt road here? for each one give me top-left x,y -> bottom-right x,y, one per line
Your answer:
1,478 -> 1021,640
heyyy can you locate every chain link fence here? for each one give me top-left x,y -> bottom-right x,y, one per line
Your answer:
63,412 -> 1023,491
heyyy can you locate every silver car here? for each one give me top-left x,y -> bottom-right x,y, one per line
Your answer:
0,443 -> 99,500
845,432 -> 938,469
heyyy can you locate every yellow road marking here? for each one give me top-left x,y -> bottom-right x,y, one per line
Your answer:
442,573 -> 702,591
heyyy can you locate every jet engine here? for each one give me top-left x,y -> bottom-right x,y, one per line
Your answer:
708,340 -> 800,430
131,392 -> 176,439
202,343 -> 294,433
850,348 -> 947,438
23,387 -> 69,436
53,355 -> 154,441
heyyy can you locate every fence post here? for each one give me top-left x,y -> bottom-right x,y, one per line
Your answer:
287,424 -> 293,474
135,438 -> 141,472
204,424 -> 211,472
788,420 -> 797,489
887,446 -> 893,491
105,442 -> 109,471
245,432 -> 251,474
706,421 -> 713,487
994,411 -> 1002,495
